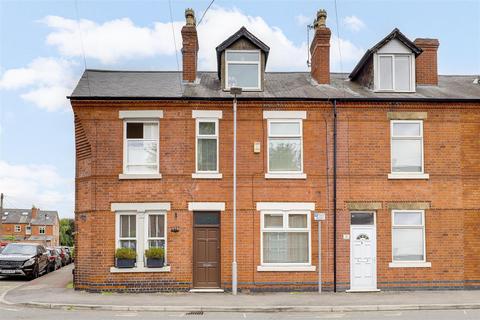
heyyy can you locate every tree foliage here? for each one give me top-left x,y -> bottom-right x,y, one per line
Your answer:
60,218 -> 75,247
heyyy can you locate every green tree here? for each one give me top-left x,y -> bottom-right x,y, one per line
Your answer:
59,219 -> 75,247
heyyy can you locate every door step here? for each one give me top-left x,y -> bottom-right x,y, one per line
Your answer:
346,289 -> 381,293
189,288 -> 224,293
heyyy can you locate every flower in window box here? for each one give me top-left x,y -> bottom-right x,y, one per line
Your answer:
145,247 -> 165,268
115,248 -> 136,268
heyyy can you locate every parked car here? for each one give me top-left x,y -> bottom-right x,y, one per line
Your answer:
55,247 -> 69,266
62,246 -> 73,264
0,243 -> 49,279
46,247 -> 62,272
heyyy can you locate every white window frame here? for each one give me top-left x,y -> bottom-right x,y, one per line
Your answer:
267,119 -> 304,176
389,120 -> 428,179
259,210 -> 312,269
390,210 -> 431,268
39,226 -> 46,234
195,118 -> 219,174
122,120 -> 160,175
225,49 -> 261,91
26,225 -> 31,235
144,212 -> 168,265
117,213 -> 137,250
374,53 -> 415,93
111,202 -> 171,273
14,225 -> 21,233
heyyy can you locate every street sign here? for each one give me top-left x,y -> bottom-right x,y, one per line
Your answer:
314,212 -> 326,221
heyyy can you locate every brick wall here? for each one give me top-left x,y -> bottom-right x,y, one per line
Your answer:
72,99 -> 480,292
414,39 -> 440,86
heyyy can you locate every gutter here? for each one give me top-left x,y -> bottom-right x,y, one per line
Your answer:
67,96 -> 480,103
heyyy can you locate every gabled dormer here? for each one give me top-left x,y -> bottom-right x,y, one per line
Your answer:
349,28 -> 424,93
216,27 -> 270,91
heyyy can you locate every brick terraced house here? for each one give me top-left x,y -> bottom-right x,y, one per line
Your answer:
70,9 -> 480,293
0,207 -> 60,246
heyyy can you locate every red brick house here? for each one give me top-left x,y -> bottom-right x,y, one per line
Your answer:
70,9 -> 480,293
0,207 -> 60,246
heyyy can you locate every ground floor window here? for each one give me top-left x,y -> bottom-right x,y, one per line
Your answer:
147,214 -> 166,250
392,210 -> 426,262
119,214 -> 136,249
261,211 -> 311,265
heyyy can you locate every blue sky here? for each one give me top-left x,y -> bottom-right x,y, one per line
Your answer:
0,0 -> 479,218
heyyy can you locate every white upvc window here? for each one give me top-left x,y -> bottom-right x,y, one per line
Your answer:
14,225 -> 21,233
225,50 -> 261,91
260,211 -> 311,266
268,119 -> 303,174
39,226 -> 46,234
391,210 -> 426,262
123,121 -> 159,175
389,120 -> 428,179
375,54 -> 415,92
111,202 -> 171,273
196,119 -> 219,173
26,225 -> 31,235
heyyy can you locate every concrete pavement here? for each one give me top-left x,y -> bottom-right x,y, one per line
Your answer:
2,265 -> 480,313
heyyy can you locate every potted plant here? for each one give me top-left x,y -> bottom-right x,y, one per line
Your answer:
145,247 -> 165,268
115,248 -> 136,268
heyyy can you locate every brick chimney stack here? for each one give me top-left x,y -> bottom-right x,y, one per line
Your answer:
414,38 -> 440,85
310,9 -> 331,85
181,8 -> 199,83
31,206 -> 39,219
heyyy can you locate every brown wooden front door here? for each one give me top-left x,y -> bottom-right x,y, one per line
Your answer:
193,212 -> 220,288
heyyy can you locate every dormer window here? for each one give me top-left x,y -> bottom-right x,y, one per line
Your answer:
225,50 -> 261,90
375,54 -> 414,92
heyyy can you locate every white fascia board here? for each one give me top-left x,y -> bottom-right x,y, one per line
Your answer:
256,202 -> 315,211
263,111 -> 307,119
188,202 -> 226,211
111,202 -> 171,212
192,110 -> 223,119
119,110 -> 164,119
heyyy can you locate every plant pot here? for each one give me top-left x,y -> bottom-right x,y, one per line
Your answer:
116,258 -> 136,268
146,257 -> 164,268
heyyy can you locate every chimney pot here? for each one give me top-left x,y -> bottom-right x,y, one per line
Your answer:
314,9 -> 327,29
185,8 -> 196,26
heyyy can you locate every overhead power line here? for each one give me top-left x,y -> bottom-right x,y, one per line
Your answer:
197,0 -> 215,26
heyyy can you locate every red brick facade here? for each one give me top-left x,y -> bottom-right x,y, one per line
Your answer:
72,99 -> 480,292
414,38 -> 440,85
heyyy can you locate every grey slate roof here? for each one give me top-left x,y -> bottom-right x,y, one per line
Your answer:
70,70 -> 480,101
0,209 -> 59,226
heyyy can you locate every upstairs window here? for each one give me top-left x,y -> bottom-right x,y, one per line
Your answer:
196,119 -> 219,173
14,225 -> 21,233
376,54 -> 414,92
225,50 -> 261,90
39,226 -> 46,234
391,120 -> 424,174
124,121 -> 159,174
268,120 -> 303,173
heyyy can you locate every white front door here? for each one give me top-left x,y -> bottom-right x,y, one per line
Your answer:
350,216 -> 377,291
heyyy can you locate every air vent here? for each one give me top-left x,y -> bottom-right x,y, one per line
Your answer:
185,311 -> 204,316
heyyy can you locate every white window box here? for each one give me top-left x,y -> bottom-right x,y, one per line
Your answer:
265,173 -> 307,180
110,266 -> 171,273
388,173 -> 429,180
388,262 -> 431,268
119,173 -> 162,180
192,173 -> 223,179
257,265 -> 316,272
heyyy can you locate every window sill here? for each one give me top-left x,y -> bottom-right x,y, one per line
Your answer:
118,173 -> 162,180
110,266 -> 171,273
388,173 -> 429,180
192,173 -> 223,179
265,173 -> 307,180
257,265 -> 316,272
388,262 -> 431,268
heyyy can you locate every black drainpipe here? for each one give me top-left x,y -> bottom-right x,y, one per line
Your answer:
333,99 -> 338,292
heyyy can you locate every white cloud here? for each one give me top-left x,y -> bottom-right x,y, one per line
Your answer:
0,161 -> 73,218
42,15 -> 183,64
0,57 -> 76,112
39,6 -> 363,72
343,15 -> 365,32
295,14 -> 311,26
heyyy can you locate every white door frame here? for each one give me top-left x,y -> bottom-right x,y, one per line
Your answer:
348,211 -> 379,292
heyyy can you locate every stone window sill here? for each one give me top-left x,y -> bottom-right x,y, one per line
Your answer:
257,265 -> 316,272
388,173 -> 429,180
118,173 -> 162,180
388,262 -> 431,268
110,266 -> 171,273
265,173 -> 307,180
191,173 -> 223,179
